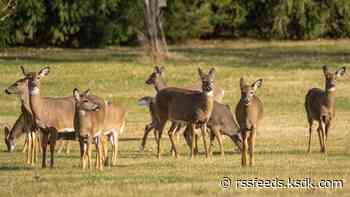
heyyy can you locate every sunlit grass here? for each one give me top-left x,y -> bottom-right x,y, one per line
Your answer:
0,40 -> 349,197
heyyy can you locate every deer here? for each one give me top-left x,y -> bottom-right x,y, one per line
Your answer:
73,89 -> 126,169
305,65 -> 346,153
154,68 -> 216,159
25,66 -> 77,168
4,68 -> 39,165
235,77 -> 263,167
139,66 -> 225,155
139,96 -> 242,156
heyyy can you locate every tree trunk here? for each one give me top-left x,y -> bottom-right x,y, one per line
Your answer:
144,0 -> 169,60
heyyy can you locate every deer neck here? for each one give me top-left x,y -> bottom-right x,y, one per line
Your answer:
19,91 -> 32,115
29,87 -> 44,124
203,90 -> 214,118
154,79 -> 167,92
325,88 -> 336,109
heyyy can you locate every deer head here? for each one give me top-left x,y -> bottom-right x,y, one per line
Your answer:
73,89 -> 100,112
323,65 -> 346,92
145,65 -> 165,85
4,66 -> 34,95
198,68 -> 215,95
239,77 -> 263,106
26,66 -> 50,96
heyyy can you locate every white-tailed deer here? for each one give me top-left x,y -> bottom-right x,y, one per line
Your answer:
5,69 -> 39,165
235,78 -> 263,167
73,89 -> 126,170
305,65 -> 346,153
154,68 -> 216,159
140,66 -> 225,155
25,66 -> 77,168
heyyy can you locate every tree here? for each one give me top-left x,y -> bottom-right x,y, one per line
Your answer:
0,0 -> 16,21
143,0 -> 169,60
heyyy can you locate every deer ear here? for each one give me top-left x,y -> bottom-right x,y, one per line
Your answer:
335,67 -> 346,77
20,66 -> 27,76
323,65 -> 330,75
198,68 -> 204,78
39,66 -> 50,77
83,89 -> 90,96
4,126 -> 9,139
73,88 -> 80,101
251,79 -> 263,90
208,68 -> 215,79
239,77 -> 245,89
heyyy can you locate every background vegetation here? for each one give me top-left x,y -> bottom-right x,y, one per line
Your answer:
0,40 -> 349,196
2,0 -> 350,48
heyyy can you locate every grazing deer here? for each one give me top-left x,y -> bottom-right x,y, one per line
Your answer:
235,78 -> 263,167
207,102 -> 242,155
73,89 -> 126,169
4,69 -> 39,165
305,65 -> 346,153
25,66 -> 77,168
154,68 -> 216,159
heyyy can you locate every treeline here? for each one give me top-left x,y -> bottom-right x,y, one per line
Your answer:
1,0 -> 350,48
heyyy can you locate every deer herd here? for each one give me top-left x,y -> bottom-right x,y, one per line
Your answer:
3,64 -> 346,170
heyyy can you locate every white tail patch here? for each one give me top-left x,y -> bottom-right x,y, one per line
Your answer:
138,99 -> 150,107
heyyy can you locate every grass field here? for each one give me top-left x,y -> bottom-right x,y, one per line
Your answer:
0,39 -> 349,197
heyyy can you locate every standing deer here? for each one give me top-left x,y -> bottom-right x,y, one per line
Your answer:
4,68 -> 39,165
26,66 -> 77,168
73,89 -> 126,169
305,65 -> 346,153
235,78 -> 263,167
154,68 -> 216,159
140,66 -> 225,155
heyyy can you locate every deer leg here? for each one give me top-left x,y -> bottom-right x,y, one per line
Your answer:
156,120 -> 166,159
183,125 -> 191,150
208,130 -> 215,156
95,136 -> 103,170
26,132 -> 32,165
168,123 -> 179,158
248,128 -> 256,166
325,122 -> 331,151
140,123 -> 154,151
190,124 -> 196,159
241,131 -> 248,167
66,141 -> 71,155
57,140 -> 63,154
41,132 -> 49,168
79,138 -> 85,169
31,132 -> 36,166
194,134 -> 199,155
87,140 -> 92,170
307,121 -> 313,153
214,129 -> 224,157
22,136 -> 28,153
168,122 -> 178,157
112,132 -> 119,166
319,121 -> 326,153
49,131 -> 57,168
201,124 -> 209,158
36,131 -> 42,153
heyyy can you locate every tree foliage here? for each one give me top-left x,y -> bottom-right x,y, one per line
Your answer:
2,0 -> 350,48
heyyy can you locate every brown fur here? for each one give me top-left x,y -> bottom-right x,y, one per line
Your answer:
235,77 -> 263,167
154,68 -> 215,158
305,65 -> 346,153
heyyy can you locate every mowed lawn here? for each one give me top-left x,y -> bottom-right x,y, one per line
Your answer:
0,40 -> 349,197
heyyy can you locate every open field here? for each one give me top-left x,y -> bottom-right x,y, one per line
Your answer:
0,40 -> 349,197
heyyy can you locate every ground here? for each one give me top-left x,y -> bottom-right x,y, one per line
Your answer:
0,40 -> 349,197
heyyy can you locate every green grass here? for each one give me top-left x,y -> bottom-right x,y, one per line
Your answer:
0,39 -> 350,197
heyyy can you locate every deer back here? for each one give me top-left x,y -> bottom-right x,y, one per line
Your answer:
207,101 -> 240,136
103,101 -> 126,133
156,87 -> 214,124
